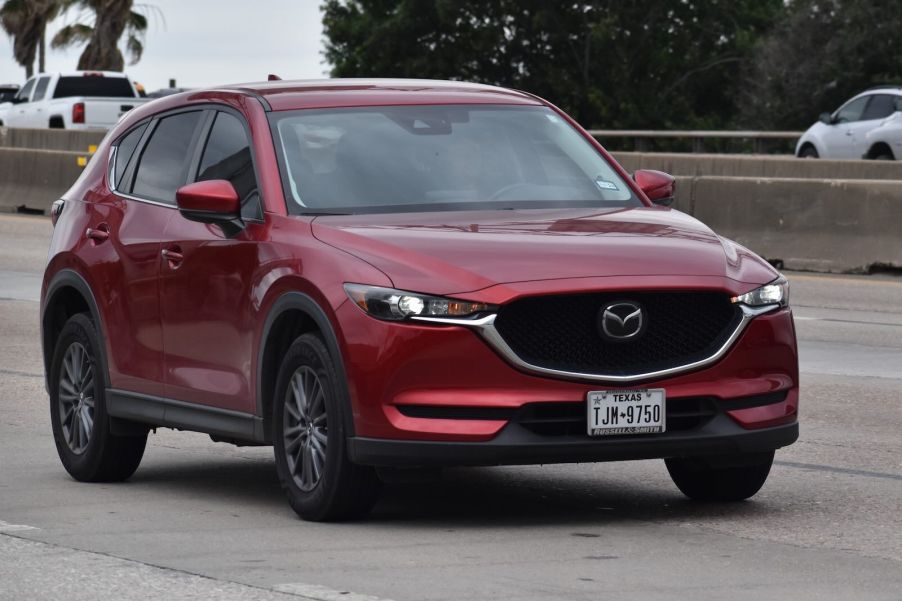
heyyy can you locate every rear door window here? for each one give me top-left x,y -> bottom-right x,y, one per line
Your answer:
131,111 -> 204,203
861,94 -> 897,120
197,111 -> 261,219
32,77 -> 51,101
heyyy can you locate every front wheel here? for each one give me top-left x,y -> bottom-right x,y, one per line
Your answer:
50,313 -> 147,482
272,333 -> 380,521
798,145 -> 819,158
665,451 -> 774,502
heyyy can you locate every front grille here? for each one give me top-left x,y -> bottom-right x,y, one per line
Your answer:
493,291 -> 742,377
514,398 -> 719,437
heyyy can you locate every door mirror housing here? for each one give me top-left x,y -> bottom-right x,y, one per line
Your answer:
633,169 -> 675,207
175,180 -> 243,236
819,112 -> 835,125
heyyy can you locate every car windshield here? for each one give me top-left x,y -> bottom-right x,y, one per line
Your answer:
270,105 -> 640,214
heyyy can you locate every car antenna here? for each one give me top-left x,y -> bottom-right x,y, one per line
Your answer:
268,74 -> 282,81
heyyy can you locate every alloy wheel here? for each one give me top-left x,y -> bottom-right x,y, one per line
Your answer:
283,366 -> 328,491
58,341 -> 95,454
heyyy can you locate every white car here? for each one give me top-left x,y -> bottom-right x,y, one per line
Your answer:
0,71 -> 147,130
795,87 -> 902,160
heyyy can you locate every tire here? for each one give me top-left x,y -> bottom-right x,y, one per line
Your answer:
272,333 -> 381,521
665,451 -> 774,502
49,313 -> 147,482
872,151 -> 895,161
798,145 -> 819,158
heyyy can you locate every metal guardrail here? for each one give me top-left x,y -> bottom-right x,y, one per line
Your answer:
587,130 -> 805,153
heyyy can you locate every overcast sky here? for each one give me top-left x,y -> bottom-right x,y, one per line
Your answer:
0,0 -> 327,90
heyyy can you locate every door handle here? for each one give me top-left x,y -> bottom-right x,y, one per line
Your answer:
85,224 -> 110,243
161,246 -> 184,268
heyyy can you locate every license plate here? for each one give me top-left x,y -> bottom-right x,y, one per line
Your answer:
587,389 -> 666,436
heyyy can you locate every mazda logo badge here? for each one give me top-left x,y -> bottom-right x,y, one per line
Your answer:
598,301 -> 646,341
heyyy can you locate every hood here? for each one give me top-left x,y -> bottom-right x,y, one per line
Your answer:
311,207 -> 777,295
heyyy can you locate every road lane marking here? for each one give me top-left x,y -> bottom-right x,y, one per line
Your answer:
776,461 -> 902,482
2,532 -> 391,600
0,521 -> 39,533
0,368 -> 44,379
274,583 -> 395,601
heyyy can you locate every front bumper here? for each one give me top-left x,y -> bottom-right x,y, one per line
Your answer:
337,300 -> 799,442
348,414 -> 799,467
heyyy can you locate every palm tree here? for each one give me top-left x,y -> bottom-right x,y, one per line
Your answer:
1,0 -> 62,78
52,0 -> 149,71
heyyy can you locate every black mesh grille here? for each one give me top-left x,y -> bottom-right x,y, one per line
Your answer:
514,398 -> 719,437
494,291 -> 742,377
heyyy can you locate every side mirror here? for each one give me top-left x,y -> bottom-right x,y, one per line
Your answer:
633,169 -> 675,207
819,112 -> 835,125
175,179 -> 243,236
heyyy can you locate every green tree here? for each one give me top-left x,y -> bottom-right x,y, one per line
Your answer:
51,0 -> 150,71
740,0 -> 902,129
322,0 -> 783,129
1,0 -> 62,78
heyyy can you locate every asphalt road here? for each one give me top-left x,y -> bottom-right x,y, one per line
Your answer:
1,213 -> 900,601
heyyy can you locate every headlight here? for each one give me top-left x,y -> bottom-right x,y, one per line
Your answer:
344,284 -> 495,321
731,276 -> 789,308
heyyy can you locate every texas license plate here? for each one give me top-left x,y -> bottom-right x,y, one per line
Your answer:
587,389 -> 666,436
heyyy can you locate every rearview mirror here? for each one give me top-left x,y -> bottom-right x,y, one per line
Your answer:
819,112 -> 835,125
633,169 -> 675,207
175,179 -> 243,236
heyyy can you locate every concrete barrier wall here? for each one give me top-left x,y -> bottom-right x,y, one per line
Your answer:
2,142 -> 901,273
0,127 -> 106,152
672,176 -> 902,272
613,152 -> 902,180
0,148 -> 85,213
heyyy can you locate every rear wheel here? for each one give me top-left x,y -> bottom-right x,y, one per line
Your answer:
272,333 -> 381,521
665,451 -> 774,502
50,313 -> 147,482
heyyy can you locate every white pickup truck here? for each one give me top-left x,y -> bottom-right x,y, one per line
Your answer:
0,71 -> 148,130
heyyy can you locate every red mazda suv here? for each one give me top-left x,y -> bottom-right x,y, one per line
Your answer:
41,79 -> 798,520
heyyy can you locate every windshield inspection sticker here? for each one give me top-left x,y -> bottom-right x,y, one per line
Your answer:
595,178 -> 619,191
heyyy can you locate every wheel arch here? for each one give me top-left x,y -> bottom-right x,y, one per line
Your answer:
256,291 -> 355,439
796,140 -> 819,157
42,269 -> 110,391
865,141 -> 895,160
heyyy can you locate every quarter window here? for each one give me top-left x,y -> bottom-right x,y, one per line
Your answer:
131,111 -> 204,203
197,111 -> 260,218
112,123 -> 148,189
